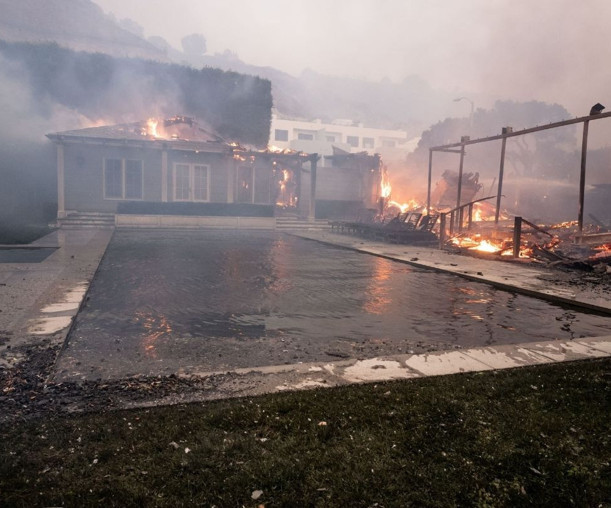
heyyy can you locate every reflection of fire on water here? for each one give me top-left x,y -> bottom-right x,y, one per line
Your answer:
135,311 -> 172,359
363,257 -> 392,315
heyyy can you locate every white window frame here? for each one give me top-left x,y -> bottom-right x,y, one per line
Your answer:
173,163 -> 210,202
103,158 -> 143,200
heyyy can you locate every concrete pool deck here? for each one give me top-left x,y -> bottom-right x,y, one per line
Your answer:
0,227 -> 609,397
0,229 -> 113,365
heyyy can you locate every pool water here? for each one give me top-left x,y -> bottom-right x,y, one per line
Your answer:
55,230 -> 611,380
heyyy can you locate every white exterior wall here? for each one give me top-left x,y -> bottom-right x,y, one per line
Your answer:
270,114 -> 416,166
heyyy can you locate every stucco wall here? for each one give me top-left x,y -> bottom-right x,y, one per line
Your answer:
62,143 -> 278,213
63,144 -> 163,213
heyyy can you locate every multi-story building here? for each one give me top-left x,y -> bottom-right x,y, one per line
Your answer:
270,112 -> 419,166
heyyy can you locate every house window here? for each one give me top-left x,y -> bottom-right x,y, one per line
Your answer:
363,137 -> 375,149
347,136 -> 359,147
326,135 -> 336,142
382,139 -> 396,148
297,132 -> 314,141
274,129 -> 288,141
104,158 -> 143,200
173,163 -> 209,202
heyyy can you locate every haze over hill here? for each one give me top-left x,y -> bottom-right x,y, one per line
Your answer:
0,0 -> 489,135
0,0 -> 164,61
3,0 -> 610,143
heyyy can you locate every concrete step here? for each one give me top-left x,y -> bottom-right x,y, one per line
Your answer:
58,213 -> 115,229
276,218 -> 331,230
59,224 -> 115,230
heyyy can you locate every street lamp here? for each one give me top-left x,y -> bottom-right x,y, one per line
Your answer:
454,97 -> 474,128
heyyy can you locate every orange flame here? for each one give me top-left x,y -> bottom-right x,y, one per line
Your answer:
381,175 -> 392,199
147,118 -> 159,138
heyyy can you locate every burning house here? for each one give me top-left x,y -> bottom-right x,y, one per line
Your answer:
46,116 -> 383,228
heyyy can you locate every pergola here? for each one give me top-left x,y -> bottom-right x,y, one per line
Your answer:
426,108 -> 611,233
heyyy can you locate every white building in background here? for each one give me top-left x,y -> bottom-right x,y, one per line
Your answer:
270,112 -> 420,166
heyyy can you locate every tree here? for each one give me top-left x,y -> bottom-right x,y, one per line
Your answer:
406,100 -> 577,181
181,33 -> 207,57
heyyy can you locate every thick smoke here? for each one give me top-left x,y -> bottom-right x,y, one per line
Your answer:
0,41 -> 272,240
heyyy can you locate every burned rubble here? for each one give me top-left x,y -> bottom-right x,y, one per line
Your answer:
0,340 -> 238,424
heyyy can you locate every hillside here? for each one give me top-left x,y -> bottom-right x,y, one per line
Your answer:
0,0 -> 164,61
0,0 -> 459,134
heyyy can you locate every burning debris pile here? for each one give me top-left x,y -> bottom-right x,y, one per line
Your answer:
333,169 -> 611,278
447,219 -> 611,272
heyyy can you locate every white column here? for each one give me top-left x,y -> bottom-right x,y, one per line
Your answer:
57,143 -> 66,218
227,160 -> 235,203
161,150 -> 168,202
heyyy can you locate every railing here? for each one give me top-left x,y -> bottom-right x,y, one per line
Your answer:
438,195 -> 498,248
511,216 -> 553,258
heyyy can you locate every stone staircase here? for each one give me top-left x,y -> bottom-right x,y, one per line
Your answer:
57,212 -> 115,229
275,216 -> 331,231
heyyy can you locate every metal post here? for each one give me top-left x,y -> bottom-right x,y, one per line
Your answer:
495,127 -> 511,224
456,137 -> 468,230
439,213 -> 446,249
449,211 -> 455,235
513,216 -> 522,258
458,207 -> 464,233
427,149 -> 433,213
578,120 -> 589,234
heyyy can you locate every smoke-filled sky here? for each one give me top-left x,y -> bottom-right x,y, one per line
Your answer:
93,0 -> 611,117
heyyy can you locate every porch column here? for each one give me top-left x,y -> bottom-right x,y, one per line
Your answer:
308,154 -> 318,221
57,143 -> 66,218
161,149 -> 168,202
227,159 -> 235,203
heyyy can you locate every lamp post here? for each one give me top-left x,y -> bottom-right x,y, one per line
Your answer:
454,97 -> 474,128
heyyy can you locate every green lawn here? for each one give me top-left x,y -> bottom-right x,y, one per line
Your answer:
1,358 -> 609,507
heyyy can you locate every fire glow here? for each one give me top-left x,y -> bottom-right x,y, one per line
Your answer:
380,172 -> 426,214
147,118 -> 160,138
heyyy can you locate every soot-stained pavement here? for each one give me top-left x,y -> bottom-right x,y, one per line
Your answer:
55,230 -> 611,381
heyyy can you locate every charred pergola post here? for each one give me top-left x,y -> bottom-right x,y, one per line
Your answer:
578,120 -> 590,235
495,127 -> 511,224
455,136 -> 469,231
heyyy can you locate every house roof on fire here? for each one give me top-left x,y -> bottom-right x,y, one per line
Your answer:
46,116 -> 321,165
46,116 -> 230,153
